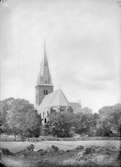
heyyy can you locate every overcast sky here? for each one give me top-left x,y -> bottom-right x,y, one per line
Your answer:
0,0 -> 121,112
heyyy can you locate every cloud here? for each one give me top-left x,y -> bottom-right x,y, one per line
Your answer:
0,0 -> 120,112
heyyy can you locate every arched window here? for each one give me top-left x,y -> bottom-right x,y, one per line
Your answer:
44,90 -> 48,95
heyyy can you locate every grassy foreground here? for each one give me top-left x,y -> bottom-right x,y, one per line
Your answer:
0,140 -> 120,167
0,140 -> 120,152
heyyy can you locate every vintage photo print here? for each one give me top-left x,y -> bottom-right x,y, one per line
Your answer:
0,0 -> 121,167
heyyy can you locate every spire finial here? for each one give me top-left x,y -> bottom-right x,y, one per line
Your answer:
43,39 -> 46,51
43,40 -> 47,61
36,40 -> 53,85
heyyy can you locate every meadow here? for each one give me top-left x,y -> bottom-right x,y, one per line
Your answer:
0,140 -> 120,153
0,140 -> 120,167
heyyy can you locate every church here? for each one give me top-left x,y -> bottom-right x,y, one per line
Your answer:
35,43 -> 81,124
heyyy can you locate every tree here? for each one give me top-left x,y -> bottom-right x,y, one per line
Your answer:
72,107 -> 97,136
0,98 -> 15,123
6,99 -> 41,138
45,112 -> 74,137
43,107 -> 98,137
96,103 -> 121,137
0,98 -> 15,135
81,107 -> 93,115
73,113 -> 91,136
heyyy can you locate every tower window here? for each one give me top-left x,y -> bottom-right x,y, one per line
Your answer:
44,90 -> 48,95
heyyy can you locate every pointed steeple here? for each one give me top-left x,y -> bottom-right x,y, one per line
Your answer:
37,41 -> 53,86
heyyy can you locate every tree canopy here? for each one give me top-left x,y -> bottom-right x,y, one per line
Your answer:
0,98 -> 41,138
0,97 -> 121,138
96,104 -> 121,137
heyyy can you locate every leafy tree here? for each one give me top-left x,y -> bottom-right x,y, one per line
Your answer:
81,107 -> 93,115
71,107 -> 98,136
0,98 -> 15,124
6,99 -> 41,138
45,112 -> 74,137
73,114 -> 92,136
43,107 -> 99,137
96,103 -> 121,137
0,98 -> 15,135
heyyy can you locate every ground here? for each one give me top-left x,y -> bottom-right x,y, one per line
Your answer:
0,140 -> 120,152
0,140 -> 120,167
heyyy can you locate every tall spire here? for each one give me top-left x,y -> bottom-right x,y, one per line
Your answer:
37,41 -> 52,85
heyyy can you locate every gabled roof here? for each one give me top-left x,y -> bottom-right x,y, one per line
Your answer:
37,89 -> 69,114
36,42 -> 52,85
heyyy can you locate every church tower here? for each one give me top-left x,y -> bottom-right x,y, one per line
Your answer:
35,43 -> 53,106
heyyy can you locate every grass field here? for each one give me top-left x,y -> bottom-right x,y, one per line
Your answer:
0,140 -> 120,153
0,140 -> 120,167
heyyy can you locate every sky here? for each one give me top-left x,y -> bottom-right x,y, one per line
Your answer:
0,0 -> 121,112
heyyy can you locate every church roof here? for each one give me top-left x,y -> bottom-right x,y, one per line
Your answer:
36,43 -> 52,85
37,89 -> 69,114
